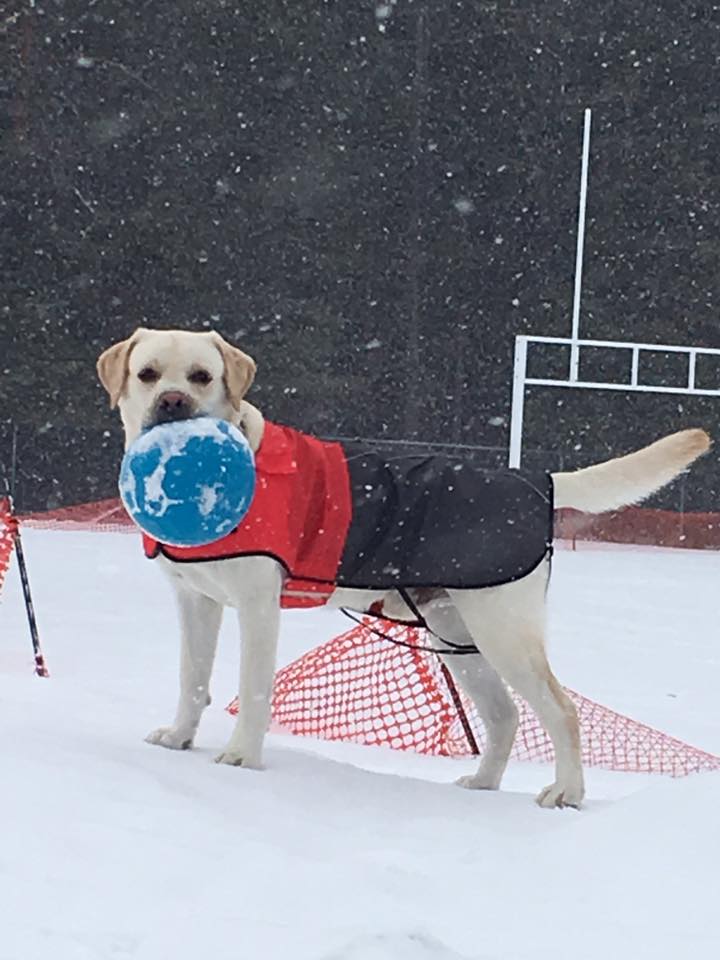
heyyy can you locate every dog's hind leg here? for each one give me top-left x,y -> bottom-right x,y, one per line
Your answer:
146,584 -> 223,750
449,564 -> 584,809
422,601 -> 518,791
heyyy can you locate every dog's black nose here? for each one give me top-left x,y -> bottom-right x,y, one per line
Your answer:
154,391 -> 194,424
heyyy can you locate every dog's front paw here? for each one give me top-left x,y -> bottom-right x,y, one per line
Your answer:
145,726 -> 194,751
535,780 -> 584,809
214,748 -> 263,769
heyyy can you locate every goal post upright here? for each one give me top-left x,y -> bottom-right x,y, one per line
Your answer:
508,108 -> 592,469
508,336 -> 528,469
570,108 -> 592,383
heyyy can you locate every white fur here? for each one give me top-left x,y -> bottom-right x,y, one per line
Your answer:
98,328 -> 710,808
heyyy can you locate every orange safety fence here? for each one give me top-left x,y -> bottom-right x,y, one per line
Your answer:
6,497 -> 720,549
555,507 -> 720,550
0,498 -> 18,595
228,621 -> 720,777
3,498 -> 720,776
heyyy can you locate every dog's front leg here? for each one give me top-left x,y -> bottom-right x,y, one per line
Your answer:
146,584 -> 223,750
215,557 -> 283,769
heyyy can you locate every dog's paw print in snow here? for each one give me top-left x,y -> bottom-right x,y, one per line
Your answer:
320,931 -> 476,960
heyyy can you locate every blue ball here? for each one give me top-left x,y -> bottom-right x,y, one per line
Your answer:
119,417 -> 256,547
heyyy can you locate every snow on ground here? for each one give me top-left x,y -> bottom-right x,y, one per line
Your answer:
1,530 -> 719,960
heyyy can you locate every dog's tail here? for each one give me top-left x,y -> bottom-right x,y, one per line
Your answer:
551,428 -> 710,513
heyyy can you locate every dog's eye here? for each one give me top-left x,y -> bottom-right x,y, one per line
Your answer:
188,369 -> 212,386
138,367 -> 160,384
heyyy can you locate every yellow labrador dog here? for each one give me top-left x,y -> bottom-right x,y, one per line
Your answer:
97,327 -> 709,808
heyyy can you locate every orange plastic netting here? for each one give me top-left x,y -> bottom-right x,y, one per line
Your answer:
2,501 -> 719,776
0,498 -> 17,595
228,621 -> 720,777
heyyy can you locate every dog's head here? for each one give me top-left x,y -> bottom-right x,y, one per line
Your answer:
97,328 -> 258,447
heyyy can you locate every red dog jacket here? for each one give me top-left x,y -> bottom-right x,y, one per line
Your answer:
144,421 -> 554,608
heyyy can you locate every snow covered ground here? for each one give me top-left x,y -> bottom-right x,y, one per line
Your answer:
1,529 -> 719,960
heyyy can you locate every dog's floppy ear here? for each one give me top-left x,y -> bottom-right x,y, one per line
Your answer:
96,329 -> 143,408
211,333 -> 256,409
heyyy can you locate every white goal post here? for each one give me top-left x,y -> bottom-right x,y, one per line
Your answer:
508,107 -> 720,469
508,335 -> 720,468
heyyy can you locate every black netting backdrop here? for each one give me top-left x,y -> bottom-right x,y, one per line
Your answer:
2,1 -> 719,511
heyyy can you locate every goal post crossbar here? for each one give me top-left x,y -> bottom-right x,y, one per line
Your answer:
509,334 -> 720,468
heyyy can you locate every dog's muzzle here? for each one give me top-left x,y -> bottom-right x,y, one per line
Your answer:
148,391 -> 196,426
